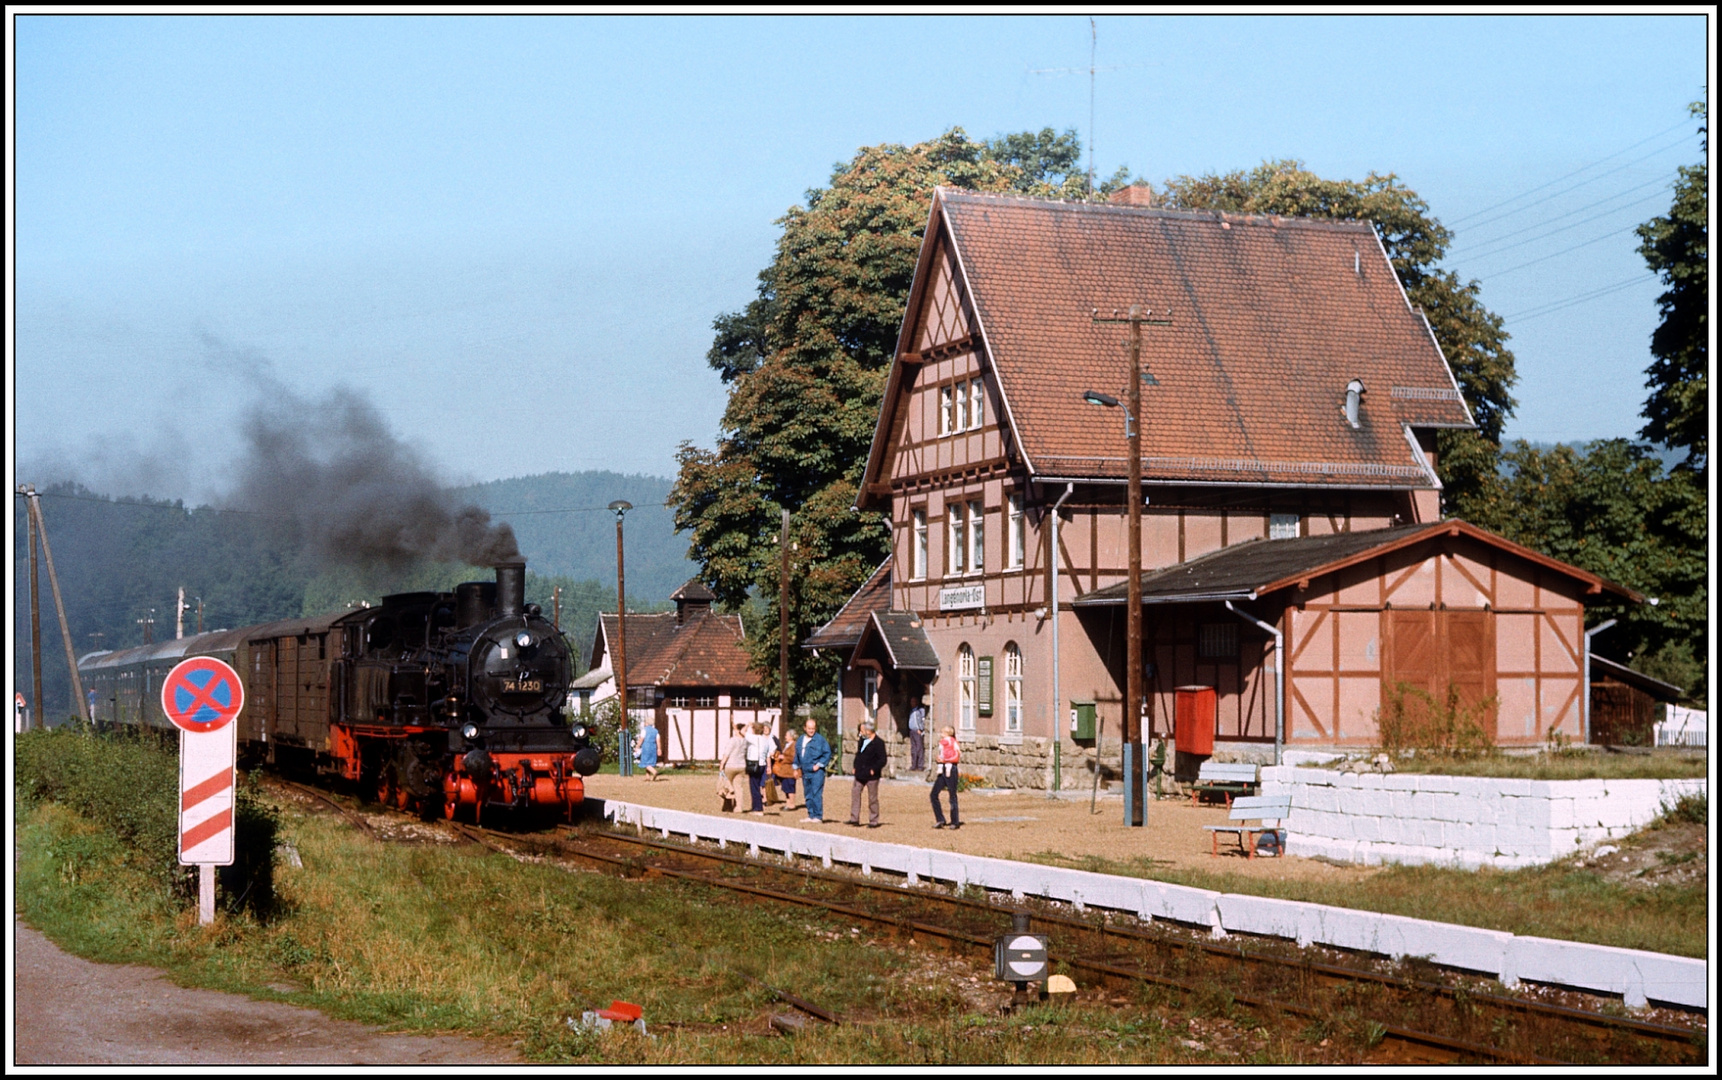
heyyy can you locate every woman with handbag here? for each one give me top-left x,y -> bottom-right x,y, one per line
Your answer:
716,721 -> 748,813
743,720 -> 777,813
770,740 -> 798,813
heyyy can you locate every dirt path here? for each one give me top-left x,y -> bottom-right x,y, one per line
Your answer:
12,915 -> 519,1065
582,771 -> 1381,885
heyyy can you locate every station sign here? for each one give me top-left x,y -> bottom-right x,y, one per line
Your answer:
939,585 -> 985,612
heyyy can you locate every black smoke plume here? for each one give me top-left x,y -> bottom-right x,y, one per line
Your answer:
229,380 -> 518,570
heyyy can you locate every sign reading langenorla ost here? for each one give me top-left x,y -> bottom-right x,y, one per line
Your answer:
939,585 -> 985,611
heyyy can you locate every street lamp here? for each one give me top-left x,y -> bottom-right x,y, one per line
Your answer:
609,500 -> 633,776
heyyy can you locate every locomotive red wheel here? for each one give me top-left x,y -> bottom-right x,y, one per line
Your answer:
376,763 -> 400,809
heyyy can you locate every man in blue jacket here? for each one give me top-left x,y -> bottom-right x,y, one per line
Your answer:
794,717 -> 832,823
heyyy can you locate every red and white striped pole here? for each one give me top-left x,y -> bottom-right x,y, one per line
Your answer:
161,656 -> 244,925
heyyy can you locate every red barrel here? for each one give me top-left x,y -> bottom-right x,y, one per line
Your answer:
1174,686 -> 1217,757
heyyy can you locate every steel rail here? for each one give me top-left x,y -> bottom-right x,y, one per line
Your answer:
580,825 -> 1704,1048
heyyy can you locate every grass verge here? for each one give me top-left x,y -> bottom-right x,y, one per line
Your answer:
1339,750 -> 1709,780
17,795 -> 1342,1064
1028,797 -> 1708,958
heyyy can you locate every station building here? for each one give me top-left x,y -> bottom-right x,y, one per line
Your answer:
805,187 -> 1638,787
583,579 -> 782,762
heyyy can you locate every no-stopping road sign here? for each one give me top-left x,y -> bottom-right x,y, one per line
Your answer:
162,656 -> 243,866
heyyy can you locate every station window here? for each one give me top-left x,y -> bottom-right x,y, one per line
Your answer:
1007,493 -> 1024,569
1270,513 -> 1301,540
958,645 -> 976,731
1004,643 -> 1023,733
1198,623 -> 1239,660
912,509 -> 928,580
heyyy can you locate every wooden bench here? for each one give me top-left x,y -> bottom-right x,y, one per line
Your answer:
1189,761 -> 1259,806
1204,795 -> 1291,858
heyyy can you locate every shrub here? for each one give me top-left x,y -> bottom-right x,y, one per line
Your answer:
1376,682 -> 1496,758
14,727 -> 279,917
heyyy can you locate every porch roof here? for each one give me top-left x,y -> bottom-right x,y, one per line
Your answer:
1070,519 -> 1639,606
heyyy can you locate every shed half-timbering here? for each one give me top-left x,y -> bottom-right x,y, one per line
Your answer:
1073,521 -> 1641,749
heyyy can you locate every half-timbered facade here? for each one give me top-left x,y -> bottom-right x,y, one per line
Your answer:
812,187 -> 1637,785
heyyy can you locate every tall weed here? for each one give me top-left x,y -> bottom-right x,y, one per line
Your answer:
1375,682 -> 1496,758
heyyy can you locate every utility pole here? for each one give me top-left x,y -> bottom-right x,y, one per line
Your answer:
177,586 -> 187,639
138,610 -> 156,645
21,487 -> 44,731
553,585 -> 562,633
1087,304 -> 1172,827
609,501 -> 633,776
195,597 -> 204,635
779,507 -> 791,738
25,488 -> 90,724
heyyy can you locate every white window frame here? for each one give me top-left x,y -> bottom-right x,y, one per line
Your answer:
939,385 -> 954,436
947,505 -> 966,576
968,377 -> 984,430
1270,513 -> 1300,540
911,509 -> 928,580
954,379 -> 969,432
967,499 -> 984,575
863,669 -> 879,726
1007,493 -> 1024,569
1004,644 -> 1023,733
958,645 -> 976,731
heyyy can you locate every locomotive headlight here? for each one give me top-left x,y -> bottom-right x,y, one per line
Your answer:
515,631 -> 533,648
571,724 -> 588,740
461,723 -> 480,741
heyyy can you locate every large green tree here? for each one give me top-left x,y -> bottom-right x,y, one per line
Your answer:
1159,161 -> 1517,514
1459,439 -> 1707,705
1635,99 -> 1708,475
673,128 -> 1130,708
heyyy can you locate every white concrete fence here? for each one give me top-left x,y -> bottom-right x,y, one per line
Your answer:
1261,767 -> 1707,871
599,800 -> 1705,1010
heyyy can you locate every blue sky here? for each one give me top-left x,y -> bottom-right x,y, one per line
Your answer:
12,12 -> 1711,501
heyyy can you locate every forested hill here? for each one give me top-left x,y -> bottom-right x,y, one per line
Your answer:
451,471 -> 694,604
13,471 -> 692,721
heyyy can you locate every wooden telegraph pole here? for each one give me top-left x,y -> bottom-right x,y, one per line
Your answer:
609,501 -> 632,776
1089,305 -> 1171,827
21,486 -> 44,731
24,488 -> 91,725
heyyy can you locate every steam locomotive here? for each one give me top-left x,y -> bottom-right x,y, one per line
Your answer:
79,561 -> 601,820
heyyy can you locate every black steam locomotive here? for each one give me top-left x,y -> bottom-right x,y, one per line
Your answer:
80,560 -> 601,820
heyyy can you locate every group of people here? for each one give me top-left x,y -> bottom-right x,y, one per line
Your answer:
632,694 -> 961,829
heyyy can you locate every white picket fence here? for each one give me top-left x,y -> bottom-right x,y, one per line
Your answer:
1655,705 -> 1707,748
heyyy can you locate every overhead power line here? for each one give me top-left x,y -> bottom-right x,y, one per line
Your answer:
1461,188 -> 1671,264
1484,222 -> 1648,279
1454,175 -> 1671,254
1501,273 -> 1658,323
1448,117 -> 1698,228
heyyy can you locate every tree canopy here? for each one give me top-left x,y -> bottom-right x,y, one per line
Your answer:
1635,99 -> 1708,475
1160,161 -> 1518,513
673,127 -> 1132,707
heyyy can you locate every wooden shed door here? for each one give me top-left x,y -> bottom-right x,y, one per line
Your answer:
1387,609 -> 1496,740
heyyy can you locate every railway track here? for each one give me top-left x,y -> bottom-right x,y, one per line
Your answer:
273,780 -> 1705,1065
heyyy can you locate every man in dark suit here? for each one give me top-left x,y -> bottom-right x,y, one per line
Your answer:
847,720 -> 887,827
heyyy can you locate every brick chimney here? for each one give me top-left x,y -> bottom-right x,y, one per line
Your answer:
1108,183 -> 1155,208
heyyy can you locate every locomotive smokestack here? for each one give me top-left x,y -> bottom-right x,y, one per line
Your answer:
495,561 -> 526,619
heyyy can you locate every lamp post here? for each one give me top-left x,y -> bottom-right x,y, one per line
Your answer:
1087,304 -> 1171,827
609,500 -> 633,776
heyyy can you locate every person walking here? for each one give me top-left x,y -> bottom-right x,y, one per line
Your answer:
846,720 -> 887,827
907,696 -> 928,773
634,719 -> 661,781
743,719 -> 777,813
794,717 -> 832,823
931,724 -> 962,829
717,721 -> 748,813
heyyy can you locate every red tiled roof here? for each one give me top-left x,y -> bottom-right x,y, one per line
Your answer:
864,190 -> 1473,500
801,559 -> 892,650
597,610 -> 760,689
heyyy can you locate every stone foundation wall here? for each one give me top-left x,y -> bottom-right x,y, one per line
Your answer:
1263,767 -> 1707,870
